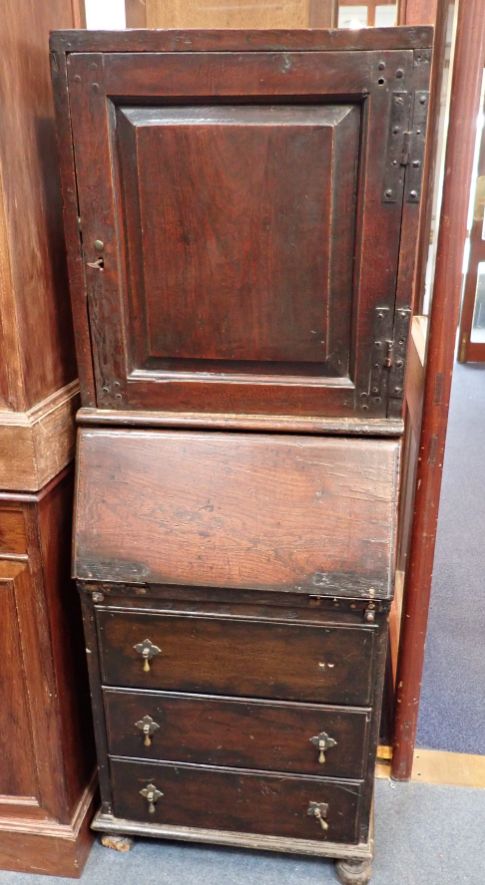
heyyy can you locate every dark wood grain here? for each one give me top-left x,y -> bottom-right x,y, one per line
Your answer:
0,561 -> 38,798
104,688 -> 370,779
83,583 -> 390,624
38,472 -> 95,811
117,103 -> 358,369
76,406 -> 404,436
392,0 -> 485,779
52,32 -> 431,421
97,609 -> 376,705
110,758 -> 362,844
74,430 -> 400,598
50,27 -> 433,55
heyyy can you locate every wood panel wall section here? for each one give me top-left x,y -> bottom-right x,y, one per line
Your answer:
125,0 -> 337,29
0,0 -> 95,876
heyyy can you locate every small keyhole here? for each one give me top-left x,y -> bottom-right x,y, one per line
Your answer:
86,257 -> 104,270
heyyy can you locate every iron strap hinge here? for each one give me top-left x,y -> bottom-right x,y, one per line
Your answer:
364,306 -> 411,411
382,90 -> 429,203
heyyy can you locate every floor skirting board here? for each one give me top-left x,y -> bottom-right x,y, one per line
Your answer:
377,746 -> 485,789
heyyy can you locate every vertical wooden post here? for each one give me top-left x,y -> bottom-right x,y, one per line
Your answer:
392,0 -> 485,780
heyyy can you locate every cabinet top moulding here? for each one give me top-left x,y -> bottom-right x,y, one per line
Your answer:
50,27 -> 433,54
51,27 -> 432,430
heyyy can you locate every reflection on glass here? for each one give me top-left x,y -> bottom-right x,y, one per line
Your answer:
338,5 -> 368,28
337,1 -> 397,28
471,262 -> 485,343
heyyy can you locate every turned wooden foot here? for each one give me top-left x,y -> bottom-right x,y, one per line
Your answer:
335,857 -> 372,884
100,834 -> 134,853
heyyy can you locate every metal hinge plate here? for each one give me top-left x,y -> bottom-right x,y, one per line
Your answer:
382,92 -> 413,203
383,89 -> 429,204
363,306 -> 411,413
388,307 -> 412,409
366,307 -> 394,408
405,91 -> 429,203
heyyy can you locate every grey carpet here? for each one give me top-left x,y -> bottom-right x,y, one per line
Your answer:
0,780 -> 484,884
416,361 -> 485,753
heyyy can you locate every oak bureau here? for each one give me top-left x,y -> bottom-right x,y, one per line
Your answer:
51,26 -> 432,883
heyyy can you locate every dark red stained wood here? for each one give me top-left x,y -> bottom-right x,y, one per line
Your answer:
74,430 -> 400,598
392,0 -> 485,779
458,87 -> 485,363
51,31 -> 431,422
117,103 -> 358,369
0,510 -> 26,554
104,688 -> 370,779
110,758 -> 362,844
0,1 -> 77,412
50,27 -> 433,54
97,609 -> 376,705
0,562 -> 38,798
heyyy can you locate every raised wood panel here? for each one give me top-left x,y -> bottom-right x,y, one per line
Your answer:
117,104 -> 358,372
0,562 -> 38,801
74,430 -> 400,598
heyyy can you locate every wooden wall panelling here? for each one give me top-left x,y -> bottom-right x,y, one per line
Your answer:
0,0 -> 77,412
71,0 -> 86,29
125,0 -> 337,29
392,0 -> 485,780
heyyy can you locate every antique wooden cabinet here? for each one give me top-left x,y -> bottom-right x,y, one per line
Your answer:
51,27 -> 432,883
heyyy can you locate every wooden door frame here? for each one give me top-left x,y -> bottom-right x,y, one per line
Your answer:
458,96 -> 485,363
392,0 -> 485,779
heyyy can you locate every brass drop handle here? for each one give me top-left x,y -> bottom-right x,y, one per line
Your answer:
135,714 -> 160,747
309,731 -> 338,765
307,801 -> 329,832
133,638 -> 161,672
139,783 -> 163,814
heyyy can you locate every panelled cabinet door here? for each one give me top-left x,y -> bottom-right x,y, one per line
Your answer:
63,31 -> 431,421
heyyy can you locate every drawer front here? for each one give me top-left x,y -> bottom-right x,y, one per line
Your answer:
104,689 -> 370,779
110,759 -> 362,845
97,610 -> 375,705
75,429 -> 399,600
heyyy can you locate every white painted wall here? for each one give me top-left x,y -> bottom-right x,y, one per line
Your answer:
84,0 -> 126,29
